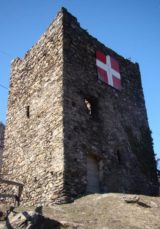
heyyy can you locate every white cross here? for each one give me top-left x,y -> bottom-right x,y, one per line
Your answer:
96,55 -> 120,87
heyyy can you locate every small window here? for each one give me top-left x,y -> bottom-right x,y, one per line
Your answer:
85,99 -> 91,115
84,97 -> 98,120
117,150 -> 121,164
26,106 -> 30,118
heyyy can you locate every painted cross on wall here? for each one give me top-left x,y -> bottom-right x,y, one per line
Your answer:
96,51 -> 121,90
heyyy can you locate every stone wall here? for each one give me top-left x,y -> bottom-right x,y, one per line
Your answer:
62,8 -> 158,197
1,8 -> 158,206
158,173 -> 160,194
0,122 -> 5,171
2,10 -> 65,206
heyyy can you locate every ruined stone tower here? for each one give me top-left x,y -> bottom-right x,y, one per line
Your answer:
2,8 -> 158,206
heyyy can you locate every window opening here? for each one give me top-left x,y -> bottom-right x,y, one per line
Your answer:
117,150 -> 121,164
85,99 -> 91,115
84,97 -> 98,120
26,106 -> 30,118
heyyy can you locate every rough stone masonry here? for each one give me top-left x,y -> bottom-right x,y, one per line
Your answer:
1,8 -> 158,206
0,122 -> 5,170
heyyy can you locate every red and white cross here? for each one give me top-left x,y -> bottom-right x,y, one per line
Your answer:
96,51 -> 121,90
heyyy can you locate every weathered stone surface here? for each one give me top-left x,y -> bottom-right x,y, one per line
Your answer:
1,7 -> 158,206
1,9 -> 64,206
0,204 -> 9,221
62,8 -> 158,197
1,194 -> 160,229
0,122 -> 5,171
158,172 -> 160,194
123,195 -> 140,203
6,211 -> 62,229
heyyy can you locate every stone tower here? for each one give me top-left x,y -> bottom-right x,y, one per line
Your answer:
2,8 -> 158,206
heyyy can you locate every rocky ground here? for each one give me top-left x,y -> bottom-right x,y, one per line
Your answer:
0,193 -> 160,228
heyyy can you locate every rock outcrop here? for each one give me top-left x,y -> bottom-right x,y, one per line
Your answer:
0,193 -> 160,228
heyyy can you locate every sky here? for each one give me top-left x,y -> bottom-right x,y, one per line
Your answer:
0,0 -> 160,160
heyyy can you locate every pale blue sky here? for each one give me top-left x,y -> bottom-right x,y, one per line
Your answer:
0,0 -> 160,159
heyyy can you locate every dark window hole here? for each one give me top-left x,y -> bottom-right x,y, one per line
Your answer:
117,150 -> 121,164
84,97 -> 99,120
26,106 -> 30,118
